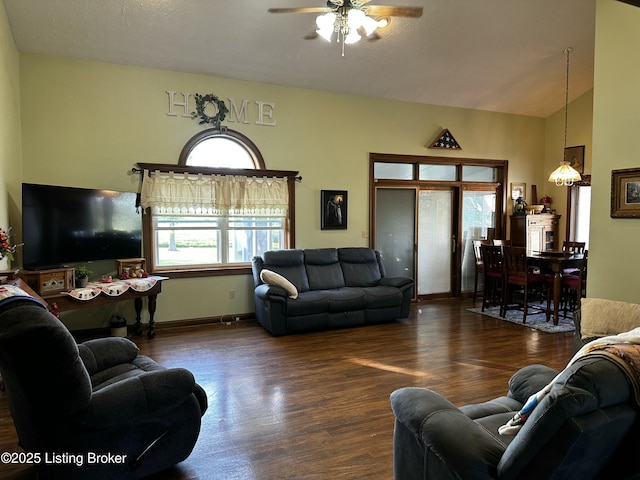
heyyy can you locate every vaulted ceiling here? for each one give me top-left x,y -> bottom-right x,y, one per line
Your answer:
3,0 -> 597,118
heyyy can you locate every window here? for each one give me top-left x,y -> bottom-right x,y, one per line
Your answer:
419,164 -> 456,181
567,175 -> 591,249
139,129 -> 296,275
373,162 -> 414,180
178,128 -> 265,169
152,214 -> 284,267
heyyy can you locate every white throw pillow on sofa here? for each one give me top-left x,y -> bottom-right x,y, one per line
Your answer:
260,269 -> 298,299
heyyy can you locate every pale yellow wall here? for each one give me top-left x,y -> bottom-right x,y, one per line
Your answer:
2,3 -> 628,329
0,3 -> 21,270
17,54 -> 552,328
589,0 -> 640,302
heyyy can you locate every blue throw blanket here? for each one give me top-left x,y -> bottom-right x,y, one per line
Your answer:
0,284 -> 46,309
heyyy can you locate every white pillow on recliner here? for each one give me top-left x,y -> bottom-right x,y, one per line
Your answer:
260,269 -> 298,299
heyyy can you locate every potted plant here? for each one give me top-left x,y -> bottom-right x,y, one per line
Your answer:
75,265 -> 92,288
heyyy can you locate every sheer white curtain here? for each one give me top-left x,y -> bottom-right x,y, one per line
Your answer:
140,170 -> 289,216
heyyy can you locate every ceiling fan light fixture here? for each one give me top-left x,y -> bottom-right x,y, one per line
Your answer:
317,27 -> 334,41
271,2 -> 422,56
316,12 -> 336,29
344,29 -> 361,44
361,15 -> 380,36
316,12 -> 336,41
347,8 -> 366,28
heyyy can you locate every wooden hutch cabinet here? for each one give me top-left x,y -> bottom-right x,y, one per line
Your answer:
510,214 -> 561,255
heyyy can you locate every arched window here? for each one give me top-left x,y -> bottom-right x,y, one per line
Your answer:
178,128 -> 266,169
140,129 -> 297,276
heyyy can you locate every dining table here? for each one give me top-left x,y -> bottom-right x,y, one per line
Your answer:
527,251 -> 584,325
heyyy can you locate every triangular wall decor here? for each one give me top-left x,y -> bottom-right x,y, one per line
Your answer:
428,128 -> 462,150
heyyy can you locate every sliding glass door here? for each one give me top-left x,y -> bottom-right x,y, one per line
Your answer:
417,189 -> 454,296
370,153 -> 506,300
374,188 -> 416,282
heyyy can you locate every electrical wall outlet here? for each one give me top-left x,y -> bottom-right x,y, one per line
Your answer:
228,289 -> 235,299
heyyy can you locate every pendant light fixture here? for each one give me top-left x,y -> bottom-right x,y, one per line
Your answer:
548,47 -> 582,187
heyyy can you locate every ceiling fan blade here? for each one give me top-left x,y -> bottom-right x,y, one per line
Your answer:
365,5 -> 423,17
268,7 -> 331,14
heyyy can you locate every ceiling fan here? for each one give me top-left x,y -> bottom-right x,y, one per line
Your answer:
268,0 -> 423,55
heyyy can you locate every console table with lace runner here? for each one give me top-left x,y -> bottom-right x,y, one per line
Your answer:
46,276 -> 168,338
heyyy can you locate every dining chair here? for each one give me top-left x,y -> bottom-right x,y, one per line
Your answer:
562,241 -> 586,274
492,239 -> 512,247
562,241 -> 586,253
480,244 -> 504,313
472,239 -> 490,305
562,250 -> 588,316
502,246 -> 548,322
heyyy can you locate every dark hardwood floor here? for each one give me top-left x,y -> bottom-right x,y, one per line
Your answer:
0,299 -> 574,479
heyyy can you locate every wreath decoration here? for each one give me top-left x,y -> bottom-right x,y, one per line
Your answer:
192,93 -> 229,127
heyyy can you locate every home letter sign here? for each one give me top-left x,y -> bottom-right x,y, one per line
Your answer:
166,91 -> 277,127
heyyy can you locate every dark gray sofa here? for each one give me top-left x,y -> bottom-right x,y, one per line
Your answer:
251,247 -> 414,336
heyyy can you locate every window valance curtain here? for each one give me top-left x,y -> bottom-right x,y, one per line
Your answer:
140,169 -> 289,216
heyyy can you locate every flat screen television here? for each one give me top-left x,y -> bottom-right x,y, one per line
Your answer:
22,183 -> 142,270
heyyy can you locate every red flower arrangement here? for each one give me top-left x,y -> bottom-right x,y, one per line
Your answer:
540,196 -> 553,205
0,227 -> 22,261
48,302 -> 60,319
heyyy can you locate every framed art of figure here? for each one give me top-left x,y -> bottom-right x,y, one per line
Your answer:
510,182 -> 526,201
321,190 -> 347,230
564,145 -> 585,174
611,168 -> 640,218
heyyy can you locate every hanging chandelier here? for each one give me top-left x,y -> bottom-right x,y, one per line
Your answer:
548,47 -> 582,187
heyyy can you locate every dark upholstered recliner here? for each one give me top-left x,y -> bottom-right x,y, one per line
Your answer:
391,357 -> 640,480
0,292 -> 208,479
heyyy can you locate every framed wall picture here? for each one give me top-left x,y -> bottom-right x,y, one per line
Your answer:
564,145 -> 585,174
510,182 -> 526,200
611,168 -> 640,218
321,190 -> 347,230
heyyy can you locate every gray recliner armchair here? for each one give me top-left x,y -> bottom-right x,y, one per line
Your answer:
391,357 -> 640,479
0,292 -> 208,479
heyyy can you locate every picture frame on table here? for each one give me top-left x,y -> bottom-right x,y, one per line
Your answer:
564,145 -> 585,174
611,168 -> 640,218
321,190 -> 347,230
510,182 -> 526,201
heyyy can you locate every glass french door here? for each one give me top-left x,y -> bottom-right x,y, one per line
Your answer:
374,188 -> 416,282
375,186 -> 497,299
460,189 -> 497,294
417,189 -> 454,296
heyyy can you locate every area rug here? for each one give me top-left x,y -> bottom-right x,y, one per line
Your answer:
467,306 -> 575,334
